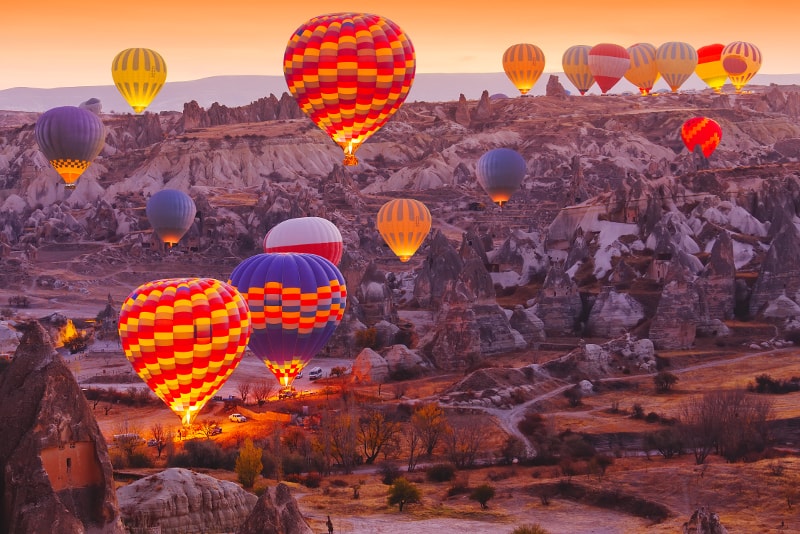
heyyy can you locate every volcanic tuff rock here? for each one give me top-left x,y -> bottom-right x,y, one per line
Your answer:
698,230 -> 736,320
421,281 -> 482,370
352,347 -> 390,383
117,468 -> 257,534
534,263 -> 582,336
545,74 -> 568,98
414,230 -> 465,310
382,344 -> 429,376
179,94 -> 303,131
356,262 -> 396,326
0,320 -> 123,533
682,507 -> 728,534
586,286 -> 646,338
649,262 -> 700,350
749,223 -> 800,318
236,483 -> 312,534
509,305 -> 546,346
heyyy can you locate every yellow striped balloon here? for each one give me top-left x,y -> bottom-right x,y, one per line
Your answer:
377,199 -> 432,262
625,43 -> 660,95
562,45 -> 595,95
112,48 -> 167,113
721,41 -> 762,93
502,44 -> 546,95
655,42 -> 697,92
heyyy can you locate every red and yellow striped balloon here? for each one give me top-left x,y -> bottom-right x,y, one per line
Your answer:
721,41 -> 762,93
284,13 -> 415,166
502,43 -> 546,95
696,44 -> 728,93
588,44 -> 630,94
681,117 -> 722,158
376,198 -> 432,262
118,278 -> 251,426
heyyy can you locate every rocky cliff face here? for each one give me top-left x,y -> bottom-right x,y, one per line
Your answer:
534,263 -> 582,336
586,286 -> 646,337
236,482 -> 312,534
749,223 -> 800,318
0,321 -> 123,534
649,263 -> 700,350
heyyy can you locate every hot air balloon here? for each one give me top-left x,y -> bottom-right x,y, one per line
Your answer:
118,277 -> 251,426
264,217 -> 343,265
681,117 -> 722,158
696,44 -> 728,93
625,43 -> 660,95
588,44 -> 630,94
376,198 -> 432,262
562,45 -> 595,95
228,253 -> 347,387
721,41 -> 762,93
34,106 -> 105,189
476,148 -> 527,207
284,13 -> 415,166
502,43 -> 546,96
111,48 -> 167,113
655,42 -> 698,93
146,189 -> 197,247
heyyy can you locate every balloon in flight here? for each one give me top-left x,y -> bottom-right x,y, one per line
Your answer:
562,45 -> 595,95
588,44 -> 630,94
228,253 -> 347,387
625,43 -> 659,95
502,43 -> 546,96
35,106 -> 105,189
695,44 -> 728,93
721,41 -> 762,93
681,117 -> 722,158
118,277 -> 251,426
376,199 -> 432,262
655,42 -> 697,92
264,217 -> 344,265
146,189 -> 197,246
476,148 -> 527,207
111,48 -> 167,113
284,12 -> 415,166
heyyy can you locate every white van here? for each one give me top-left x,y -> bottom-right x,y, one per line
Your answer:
308,367 -> 323,380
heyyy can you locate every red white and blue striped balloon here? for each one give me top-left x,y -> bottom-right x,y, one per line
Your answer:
263,217 -> 343,265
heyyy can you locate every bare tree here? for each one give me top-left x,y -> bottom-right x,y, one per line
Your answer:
357,409 -> 401,464
322,409 -> 359,473
253,379 -> 278,405
237,381 -> 252,406
195,419 -> 221,439
405,422 -> 422,472
412,402 -> 447,456
149,422 -> 169,459
443,421 -> 482,468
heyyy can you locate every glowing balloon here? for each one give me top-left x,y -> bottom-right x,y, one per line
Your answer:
625,43 -> 660,95
264,217 -> 343,265
146,189 -> 197,246
376,199 -> 432,262
284,12 -> 415,166
656,42 -> 697,92
476,148 -> 527,207
111,48 -> 167,113
562,45 -> 595,95
721,41 -> 762,93
681,117 -> 722,158
696,44 -> 728,93
588,44 -> 630,94
35,106 -> 105,189
118,278 -> 251,426
228,253 -> 347,387
502,43 -> 546,96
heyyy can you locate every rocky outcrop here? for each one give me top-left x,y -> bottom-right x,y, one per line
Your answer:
649,263 -> 700,350
699,231 -> 736,320
356,263 -> 396,326
179,94 -> 303,131
382,344 -> 428,377
509,305 -> 546,346
413,231 -> 464,310
0,321 -> 123,534
534,263 -> 582,336
682,507 -> 728,534
454,94 -> 470,126
470,90 -> 493,125
236,483 -> 312,534
352,348 -> 390,383
749,223 -> 800,318
546,75 -> 568,98
421,282 -> 482,370
586,286 -> 646,337
0,321 -> 21,354
117,468 -> 257,534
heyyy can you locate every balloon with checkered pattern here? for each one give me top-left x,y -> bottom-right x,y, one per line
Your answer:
34,106 -> 105,189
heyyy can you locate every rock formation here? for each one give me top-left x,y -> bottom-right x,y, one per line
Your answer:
545,74 -> 568,98
454,94 -> 470,126
117,468 -> 257,534
586,286 -> 646,337
682,507 -> 728,534
509,305 -> 546,347
534,263 -> 582,336
749,223 -> 800,318
352,348 -> 390,383
413,231 -> 464,310
0,320 -> 124,533
698,231 -> 736,320
649,262 -> 700,350
179,93 -> 303,131
356,263 -> 396,326
236,483 -> 312,534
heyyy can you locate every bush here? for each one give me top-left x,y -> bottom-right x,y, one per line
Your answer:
426,463 -> 456,482
511,524 -> 550,534
653,371 -> 678,393
128,451 -> 154,468
749,374 -> 800,394
302,472 -> 322,488
282,453 -> 306,476
469,483 -> 495,509
379,462 -> 401,485
8,295 -> 29,308
631,403 -> 645,419
446,479 -> 471,497
387,477 -> 421,512
169,439 -> 236,470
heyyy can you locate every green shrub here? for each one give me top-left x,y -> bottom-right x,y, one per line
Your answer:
426,463 -> 456,482
469,483 -> 495,509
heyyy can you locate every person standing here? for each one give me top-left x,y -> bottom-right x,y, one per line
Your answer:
326,515 -> 333,534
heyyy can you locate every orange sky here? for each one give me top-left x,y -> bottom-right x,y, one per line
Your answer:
1,0 -> 794,89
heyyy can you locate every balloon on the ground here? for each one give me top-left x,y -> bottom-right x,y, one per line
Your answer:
625,43 -> 659,95
695,44 -> 728,93
118,278 -> 251,426
721,41 -> 762,93
284,12 -> 415,166
111,48 -> 167,113
588,44 -> 630,94
35,106 -> 105,188
476,148 -> 527,207
228,253 -> 347,387
656,42 -> 698,92
503,43 -> 546,95
376,198 -> 432,262
562,45 -> 595,95
681,117 -> 722,158
264,217 -> 343,265
146,189 -> 197,246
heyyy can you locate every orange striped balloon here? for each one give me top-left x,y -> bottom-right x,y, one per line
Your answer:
625,43 -> 659,95
656,42 -> 698,92
696,44 -> 728,93
377,199 -> 432,262
721,41 -> 762,93
502,43 -> 546,95
681,117 -> 722,158
562,45 -> 595,95
118,278 -> 251,426
284,13 -> 415,166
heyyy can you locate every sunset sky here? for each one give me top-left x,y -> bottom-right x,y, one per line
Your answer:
1,0 -> 793,90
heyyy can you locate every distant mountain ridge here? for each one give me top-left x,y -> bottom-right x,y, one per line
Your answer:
1,73 -> 799,113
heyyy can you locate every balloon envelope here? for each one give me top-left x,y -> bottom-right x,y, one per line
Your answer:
588,44 -> 630,94
503,43 -> 546,95
264,217 -> 344,265
111,48 -> 167,113
476,148 -> 527,207
376,199 -> 432,262
562,45 -> 595,95
228,253 -> 347,387
681,117 -> 722,158
656,42 -> 698,92
721,41 -> 762,93
146,189 -> 197,246
284,12 -> 415,166
625,43 -> 659,95
35,106 -> 105,188
696,44 -> 728,93
118,278 -> 251,426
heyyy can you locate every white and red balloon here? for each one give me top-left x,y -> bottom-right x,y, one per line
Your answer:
263,217 -> 344,265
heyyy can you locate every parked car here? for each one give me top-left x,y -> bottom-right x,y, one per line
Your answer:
229,413 -> 247,423
209,425 -> 223,435
308,367 -> 323,380
278,387 -> 297,400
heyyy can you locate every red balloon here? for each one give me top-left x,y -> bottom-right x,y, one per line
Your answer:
681,117 -> 722,158
588,44 -> 630,94
264,217 -> 343,265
